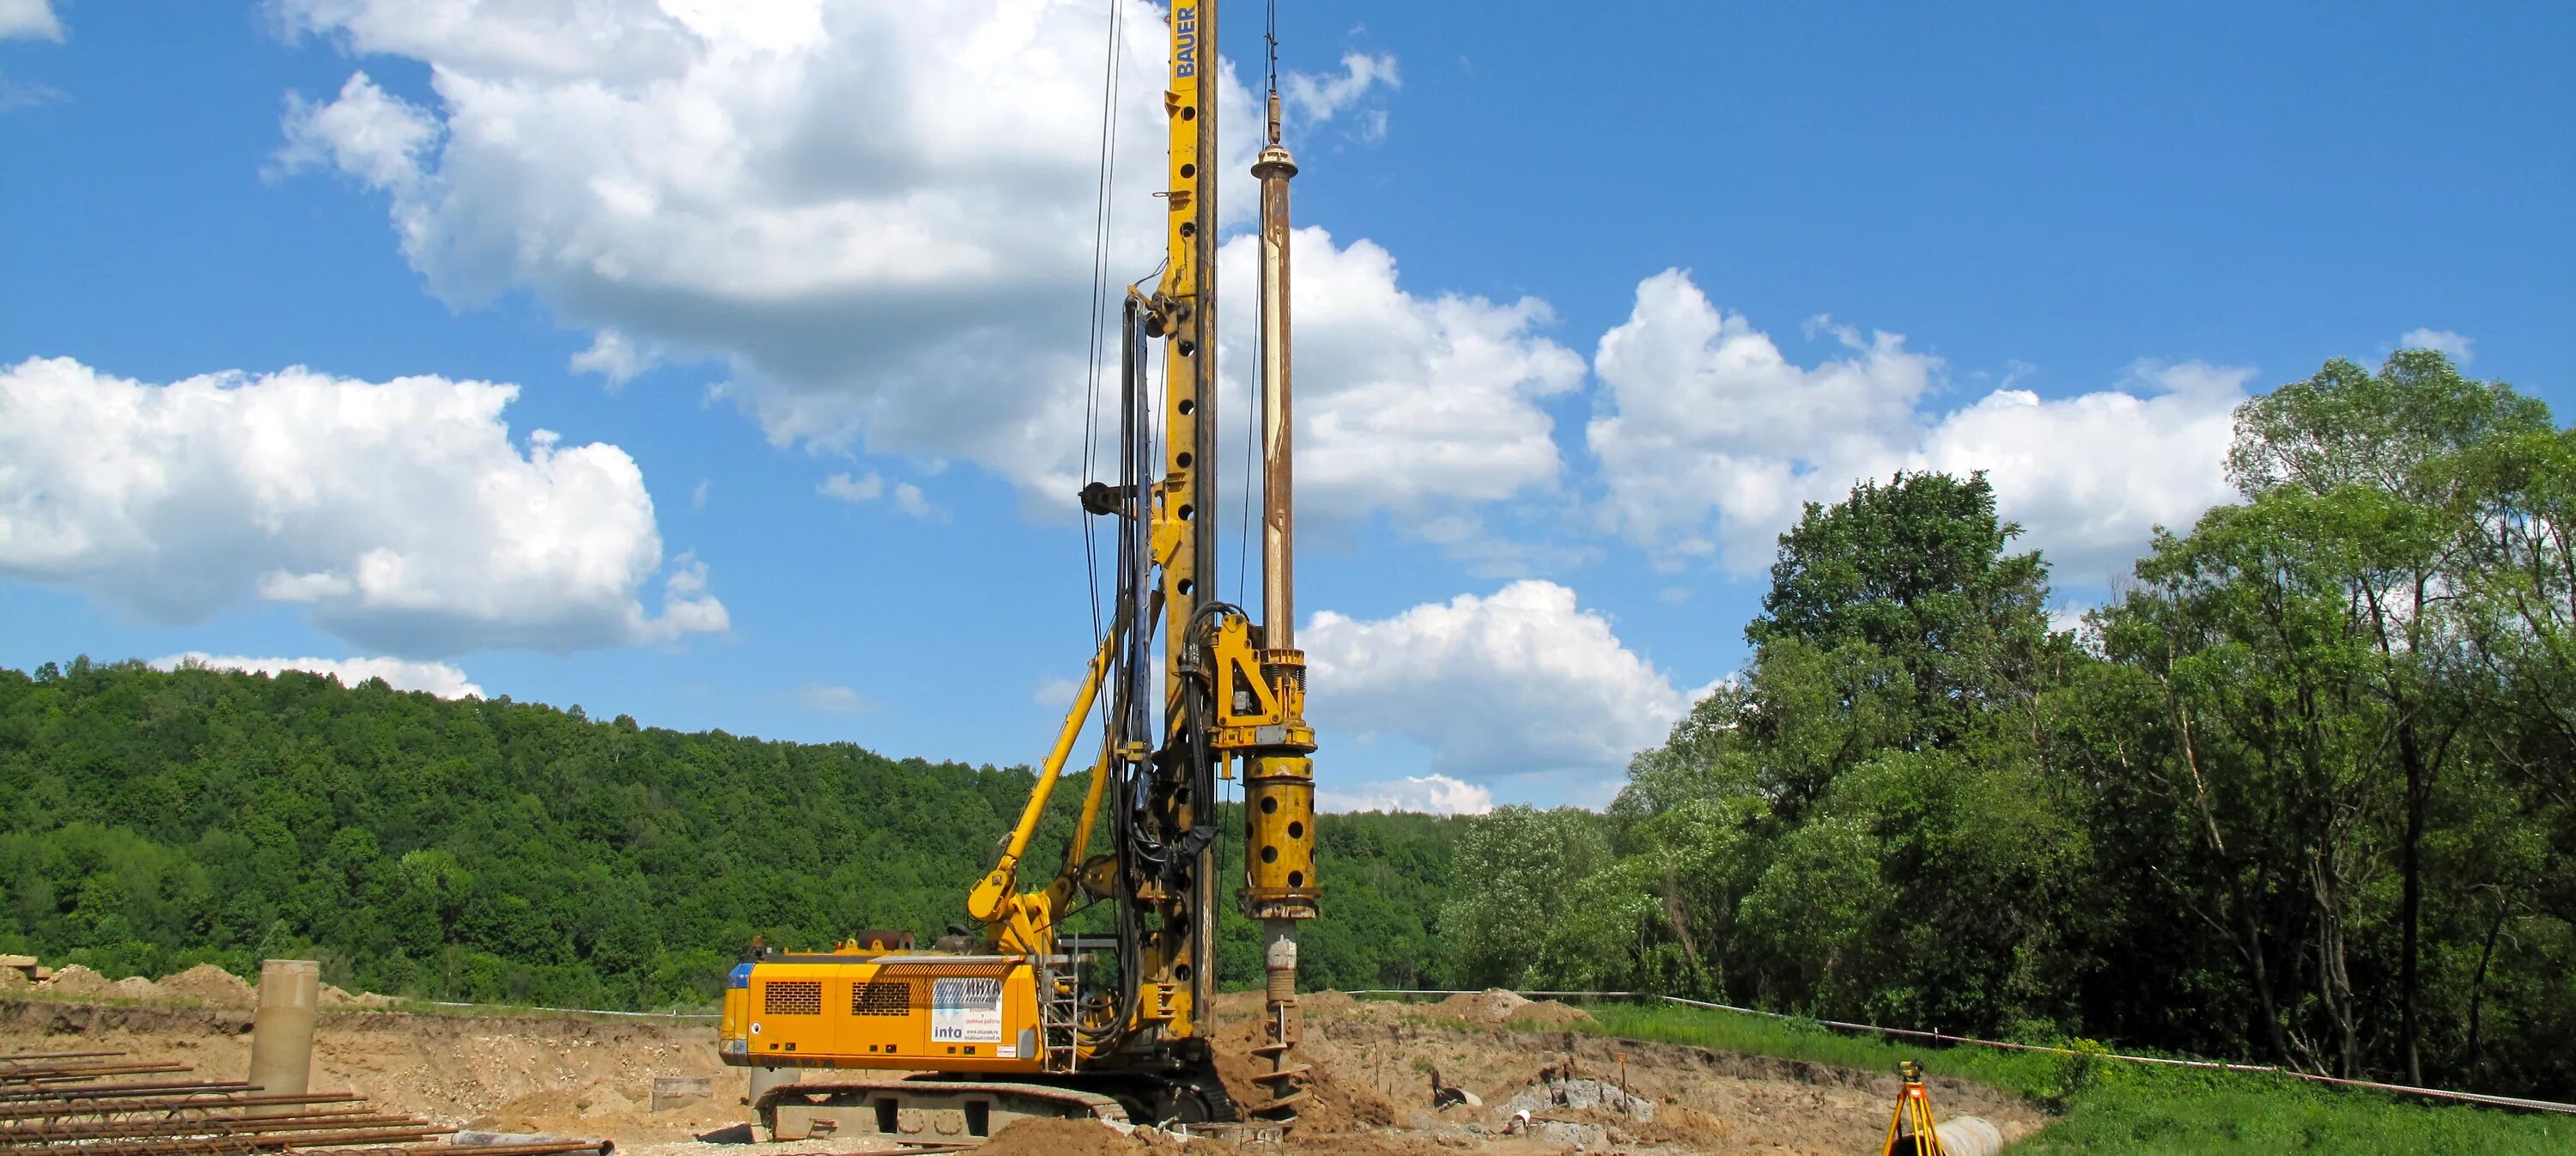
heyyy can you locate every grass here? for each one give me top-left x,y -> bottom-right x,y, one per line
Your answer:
1528,1001 -> 2574,1154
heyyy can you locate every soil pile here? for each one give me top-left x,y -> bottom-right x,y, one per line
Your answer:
37,965 -> 117,998
13,963 -> 398,1008
156,964 -> 257,1007
969,1118 -> 1154,1156
321,984 -> 400,1009
1423,988 -> 1593,1027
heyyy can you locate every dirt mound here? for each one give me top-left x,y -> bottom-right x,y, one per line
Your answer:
37,965 -> 117,998
112,977 -> 161,1000
320,984 -> 398,1008
0,969 -> 27,992
969,1117 -> 1150,1155
155,964 -> 256,1007
1420,989 -> 1592,1027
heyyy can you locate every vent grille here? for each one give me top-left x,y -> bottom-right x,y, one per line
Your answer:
851,981 -> 913,1017
763,981 -> 823,1016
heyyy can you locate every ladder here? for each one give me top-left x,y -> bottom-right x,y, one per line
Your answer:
1039,960 -> 1081,1073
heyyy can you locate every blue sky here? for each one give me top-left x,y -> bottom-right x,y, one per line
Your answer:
3,1 -> 2569,812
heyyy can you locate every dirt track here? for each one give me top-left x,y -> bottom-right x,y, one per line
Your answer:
0,985 -> 2042,1154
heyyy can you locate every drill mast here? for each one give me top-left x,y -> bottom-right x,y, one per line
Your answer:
718,0 -> 1319,1129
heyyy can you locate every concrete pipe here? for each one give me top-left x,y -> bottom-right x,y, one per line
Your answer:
1895,1113 -> 2002,1156
246,960 -> 320,1116
1934,1116 -> 2003,1156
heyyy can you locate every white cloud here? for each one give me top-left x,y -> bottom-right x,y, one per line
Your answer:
817,471 -> 884,503
1215,227 -> 1585,532
1912,362 -> 2247,583
794,682 -> 870,713
264,3 -> 1528,539
270,1 -> 1239,503
0,356 -> 726,655
2399,327 -> 2474,366
890,481 -> 937,520
1303,581 -> 1704,785
1589,271 -> 1937,567
570,329 -> 659,385
155,652 -> 483,699
690,478 -> 711,509
273,71 -> 436,191
1282,52 -> 1399,135
1317,774 -> 1492,816
1589,270 -> 2247,578
0,0 -> 62,41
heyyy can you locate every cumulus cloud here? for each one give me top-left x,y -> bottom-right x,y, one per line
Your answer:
273,71 -> 437,190
1216,227 -> 1585,532
1589,270 -> 2248,578
1303,581 -> 1706,786
264,3 -> 1541,539
270,2 -> 1218,500
1911,361 -> 2248,583
0,0 -> 62,41
154,652 -> 483,698
1317,774 -> 1492,816
2400,327 -> 2474,366
0,356 -> 726,655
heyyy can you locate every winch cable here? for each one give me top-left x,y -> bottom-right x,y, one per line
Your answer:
1078,0 -> 1129,646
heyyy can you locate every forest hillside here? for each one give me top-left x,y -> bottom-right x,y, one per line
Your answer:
0,659 -> 1467,1008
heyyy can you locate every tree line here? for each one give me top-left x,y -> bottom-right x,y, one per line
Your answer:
1442,351 -> 2573,1099
0,658 -> 1466,1008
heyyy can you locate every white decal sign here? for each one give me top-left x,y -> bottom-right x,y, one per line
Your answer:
930,977 -> 1003,1043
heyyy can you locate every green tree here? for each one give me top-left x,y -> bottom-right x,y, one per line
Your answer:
2227,350 -> 2555,1081
1440,806 -> 1610,987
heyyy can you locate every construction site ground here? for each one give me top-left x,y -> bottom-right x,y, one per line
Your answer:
0,971 -> 2044,1154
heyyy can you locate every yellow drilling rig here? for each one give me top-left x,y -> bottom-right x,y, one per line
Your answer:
716,0 -> 1320,1140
